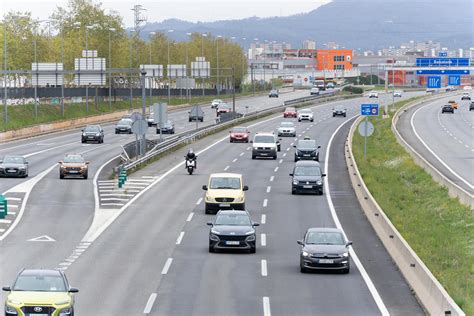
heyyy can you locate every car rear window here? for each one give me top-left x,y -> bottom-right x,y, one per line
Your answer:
232,127 -> 247,133
285,107 -> 295,112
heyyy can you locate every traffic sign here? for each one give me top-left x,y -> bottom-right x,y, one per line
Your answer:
427,76 -> 441,88
131,119 -> 148,135
358,121 -> 374,137
130,112 -> 143,122
416,58 -> 470,67
360,104 -> 379,116
448,75 -> 461,86
416,69 -> 470,75
304,77 -> 308,82
438,52 -> 448,57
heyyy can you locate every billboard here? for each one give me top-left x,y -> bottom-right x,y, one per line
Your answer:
74,57 -> 106,85
167,64 -> 187,78
31,63 -> 64,86
139,64 -> 164,77
191,56 -> 210,78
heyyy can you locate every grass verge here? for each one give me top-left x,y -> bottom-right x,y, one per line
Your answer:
352,97 -> 473,313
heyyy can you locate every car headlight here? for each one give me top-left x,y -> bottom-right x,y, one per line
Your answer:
96,133 -> 101,136
209,233 -> 220,241
342,252 -> 349,257
245,234 -> 256,242
82,133 -> 86,136
18,166 -> 26,170
316,180 -> 322,185
293,179 -> 298,185
302,251 -> 310,257
234,195 -> 245,202
5,304 -> 18,314
205,195 -> 213,203
55,300 -> 70,305
59,307 -> 73,316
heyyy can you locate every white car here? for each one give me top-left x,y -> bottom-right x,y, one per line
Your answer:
251,133 -> 281,159
368,91 -> 378,98
211,99 -> 223,108
463,86 -> 472,90
461,93 -> 471,100
277,122 -> 296,137
393,91 -> 402,97
147,113 -> 155,126
310,87 -> 320,95
298,109 -> 314,122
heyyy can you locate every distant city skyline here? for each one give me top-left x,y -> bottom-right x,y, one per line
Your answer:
2,0 -> 332,27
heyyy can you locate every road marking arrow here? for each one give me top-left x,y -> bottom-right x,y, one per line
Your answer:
28,235 -> 56,242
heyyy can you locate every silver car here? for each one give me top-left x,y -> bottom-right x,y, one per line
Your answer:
277,122 -> 296,137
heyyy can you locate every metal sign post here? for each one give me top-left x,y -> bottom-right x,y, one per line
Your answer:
360,104 -> 378,159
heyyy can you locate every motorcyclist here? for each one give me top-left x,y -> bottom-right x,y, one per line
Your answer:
185,149 -> 197,169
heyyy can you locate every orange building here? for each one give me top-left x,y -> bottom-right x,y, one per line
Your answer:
316,49 -> 353,71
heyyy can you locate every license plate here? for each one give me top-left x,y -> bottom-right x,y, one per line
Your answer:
303,185 -> 313,188
303,154 -> 310,157
88,136 -> 94,138
7,170 -> 16,173
226,241 -> 240,245
69,170 -> 79,174
319,259 -> 334,264
28,314 -> 48,316
219,203 -> 230,207
261,153 -> 267,156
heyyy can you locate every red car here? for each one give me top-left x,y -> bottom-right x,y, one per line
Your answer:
283,107 -> 297,118
217,103 -> 232,116
229,127 -> 250,143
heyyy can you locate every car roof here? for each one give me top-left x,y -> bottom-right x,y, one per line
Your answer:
20,269 -> 63,277
295,160 -> 320,167
216,210 -> 249,216
209,173 -> 242,178
299,108 -> 312,112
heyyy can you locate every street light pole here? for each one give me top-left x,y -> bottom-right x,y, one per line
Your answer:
201,33 -> 207,96
167,29 -> 174,104
108,27 -> 115,111
129,30 -> 135,111
3,24 -> 7,125
33,31 -> 38,118
148,31 -> 156,108
216,35 -> 222,96
186,32 -> 192,102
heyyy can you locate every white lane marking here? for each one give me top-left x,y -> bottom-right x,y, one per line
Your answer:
224,166 -> 230,171
176,232 -> 185,245
5,197 -> 21,201
247,146 -> 251,150
0,229 -> 4,233
263,199 -> 268,207
240,152 -> 245,156
412,106 -> 474,189
100,203 -> 125,206
196,198 -> 203,205
261,214 -> 266,224
23,142 -> 76,158
261,233 -> 267,247
298,134 -> 301,137
143,293 -> 157,314
100,198 -> 130,202
274,167 -> 279,172
6,205 -> 18,208
27,235 -> 55,242
282,153 -> 287,157
261,259 -> 268,276
186,212 -> 194,222
279,159 -> 283,164
266,186 -> 271,193
270,176 -> 274,182
325,115 -> 390,316
6,211 -> 16,215
100,194 -> 134,197
232,158 -> 238,163
286,147 -> 290,151
263,297 -> 271,316
302,130 -> 306,134
0,219 -> 12,224
161,258 -> 173,275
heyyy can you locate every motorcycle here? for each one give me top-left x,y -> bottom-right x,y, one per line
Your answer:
185,157 -> 196,175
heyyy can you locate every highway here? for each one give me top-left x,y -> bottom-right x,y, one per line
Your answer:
0,91 -> 429,315
396,93 -> 474,195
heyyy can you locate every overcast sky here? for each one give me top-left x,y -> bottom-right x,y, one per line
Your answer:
3,0 -> 332,27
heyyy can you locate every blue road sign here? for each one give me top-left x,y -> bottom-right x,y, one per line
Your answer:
448,75 -> 461,86
438,52 -> 448,57
427,76 -> 441,88
416,69 -> 470,75
416,58 -> 470,67
361,104 -> 379,116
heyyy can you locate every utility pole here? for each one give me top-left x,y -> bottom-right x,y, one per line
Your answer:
108,27 -> 115,111
3,24 -> 7,125
232,67 -> 236,112
149,31 -> 156,108
216,35 -> 222,96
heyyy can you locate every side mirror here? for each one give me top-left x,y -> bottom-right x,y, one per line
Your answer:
249,140 -> 253,143
292,145 -> 296,148
243,185 -> 249,191
322,173 -> 327,177
81,129 -> 84,132
206,222 -> 213,226
2,286 -> 11,292
86,161 -> 90,164
317,146 -> 321,149
289,173 -> 293,176
202,185 -> 208,191
25,161 -> 29,164
58,161 -> 63,164
69,287 -> 79,293
253,223 -> 260,227
346,241 -> 353,247
297,240 -> 304,246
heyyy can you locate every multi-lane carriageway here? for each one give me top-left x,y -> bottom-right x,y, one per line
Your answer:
0,90 -> 430,315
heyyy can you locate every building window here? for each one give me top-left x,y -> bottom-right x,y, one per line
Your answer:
334,65 -> 345,70
333,55 -> 345,62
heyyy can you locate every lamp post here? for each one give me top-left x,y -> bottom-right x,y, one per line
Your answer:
3,21 -> 7,125
167,29 -> 174,104
148,31 -> 156,108
108,27 -> 115,111
253,38 -> 258,93
85,24 -> 97,65
201,33 -> 207,96
186,32 -> 192,102
216,35 -> 222,95
129,29 -> 135,111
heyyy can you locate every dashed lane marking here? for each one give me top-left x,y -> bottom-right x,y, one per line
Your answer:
161,258 -> 173,275
263,199 -> 268,207
263,297 -> 271,316
266,186 -> 271,193
261,214 -> 266,224
187,212 -> 194,222
196,198 -> 203,205
261,260 -> 268,276
270,176 -> 274,182
261,234 -> 267,247
176,232 -> 185,245
274,167 -> 279,172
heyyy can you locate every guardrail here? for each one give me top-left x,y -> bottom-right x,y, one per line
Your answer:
121,91 -> 358,171
392,93 -> 473,209
346,97 -> 465,316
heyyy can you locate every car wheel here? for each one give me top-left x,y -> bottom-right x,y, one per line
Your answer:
273,155 -> 277,160
250,245 -> 256,254
310,119 -> 314,122
333,114 -> 335,117
209,244 -> 215,253
344,114 -> 346,117
294,156 -> 298,162
298,119 -> 301,122
316,154 -> 319,162
342,267 -> 350,274
84,173 -> 88,180
205,204 -> 211,214
24,173 -> 28,178
60,173 -> 64,179
300,266 -> 307,273
230,139 -> 233,143
252,155 -> 256,159
319,189 -> 324,195
292,189 -> 297,195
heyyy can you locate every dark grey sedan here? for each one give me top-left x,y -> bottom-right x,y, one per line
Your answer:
156,120 -> 175,134
297,227 -> 352,273
115,118 -> 133,134
290,161 -> 325,195
207,210 -> 259,253
0,155 -> 28,178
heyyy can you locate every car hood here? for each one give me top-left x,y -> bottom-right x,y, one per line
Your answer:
293,175 -> 322,182
231,133 -> 248,136
0,163 -> 25,168
278,127 -> 295,131
116,123 -> 131,128
62,163 -> 86,168
207,189 -> 243,198
211,225 -> 254,236
296,147 -> 317,152
8,291 -> 71,305
253,142 -> 276,148
304,244 -> 347,254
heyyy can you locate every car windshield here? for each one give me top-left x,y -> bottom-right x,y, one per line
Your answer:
280,122 -> 294,127
164,121 -> 173,126
271,90 -> 277,93
210,177 -> 241,189
294,166 -> 321,176
300,110 -> 312,113
64,155 -> 85,163
297,140 -> 316,149
13,274 -> 67,292
3,156 -> 24,164
85,126 -> 100,132
285,108 -> 295,112
232,127 -> 247,133
306,232 -> 344,245
215,214 -> 251,226
118,119 -> 132,125
254,135 -> 275,143
213,99 -> 222,103
335,106 -> 345,111
219,104 -> 230,109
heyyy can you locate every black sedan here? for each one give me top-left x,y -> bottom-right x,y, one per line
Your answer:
294,139 -> 320,162
470,102 -> 474,111
207,210 -> 259,253
0,155 -> 28,178
332,105 -> 347,117
297,227 -> 352,273
156,120 -> 175,134
441,104 -> 454,114
290,161 -> 325,195
81,125 -> 104,143
115,118 -> 133,134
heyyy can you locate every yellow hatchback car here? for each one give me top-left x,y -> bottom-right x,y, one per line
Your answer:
3,269 -> 78,316
448,100 -> 458,109
202,173 -> 248,214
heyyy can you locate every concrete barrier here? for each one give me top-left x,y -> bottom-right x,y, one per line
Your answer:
346,101 -> 465,315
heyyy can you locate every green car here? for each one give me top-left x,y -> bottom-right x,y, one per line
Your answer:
3,269 -> 78,316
